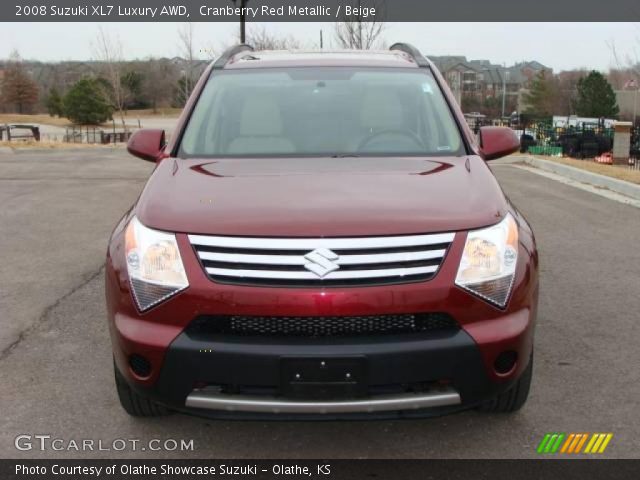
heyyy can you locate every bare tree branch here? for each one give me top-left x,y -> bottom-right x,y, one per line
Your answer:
177,23 -> 196,105
246,25 -> 301,50
92,27 -> 126,124
334,1 -> 386,50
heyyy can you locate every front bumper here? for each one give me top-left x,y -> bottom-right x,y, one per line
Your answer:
106,211 -> 538,419
115,308 -> 533,419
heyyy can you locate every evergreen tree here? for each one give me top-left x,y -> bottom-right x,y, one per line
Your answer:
45,87 -> 64,117
522,71 -> 558,118
63,78 -> 113,124
121,70 -> 146,109
575,71 -> 619,118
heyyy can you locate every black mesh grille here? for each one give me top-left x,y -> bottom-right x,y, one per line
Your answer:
187,313 -> 458,338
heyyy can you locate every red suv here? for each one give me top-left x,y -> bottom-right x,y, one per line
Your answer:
106,44 -> 538,419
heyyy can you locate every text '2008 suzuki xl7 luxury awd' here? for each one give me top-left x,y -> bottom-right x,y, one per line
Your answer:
106,43 -> 538,419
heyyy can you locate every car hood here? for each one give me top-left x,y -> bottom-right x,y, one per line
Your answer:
136,156 -> 507,237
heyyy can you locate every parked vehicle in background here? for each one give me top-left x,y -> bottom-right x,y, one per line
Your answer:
552,115 -> 616,129
106,44 -> 538,419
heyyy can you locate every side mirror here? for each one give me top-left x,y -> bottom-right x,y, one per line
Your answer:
479,126 -> 520,161
127,129 -> 166,162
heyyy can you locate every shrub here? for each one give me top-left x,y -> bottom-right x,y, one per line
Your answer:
63,78 -> 113,124
45,87 -> 64,117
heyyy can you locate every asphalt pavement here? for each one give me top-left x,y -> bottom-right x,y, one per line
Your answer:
0,150 -> 638,459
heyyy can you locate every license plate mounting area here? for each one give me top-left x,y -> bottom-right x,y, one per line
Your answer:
279,356 -> 368,400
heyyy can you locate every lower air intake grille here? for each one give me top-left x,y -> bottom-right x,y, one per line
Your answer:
187,313 -> 458,338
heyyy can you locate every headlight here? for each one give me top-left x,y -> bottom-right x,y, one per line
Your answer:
124,216 -> 188,311
455,213 -> 518,308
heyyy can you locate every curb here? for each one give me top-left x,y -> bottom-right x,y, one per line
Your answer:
0,146 -> 14,154
513,155 -> 640,201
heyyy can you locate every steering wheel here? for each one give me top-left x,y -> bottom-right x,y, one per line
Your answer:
357,129 -> 426,152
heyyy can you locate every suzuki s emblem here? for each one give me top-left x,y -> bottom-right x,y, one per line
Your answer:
304,248 -> 340,278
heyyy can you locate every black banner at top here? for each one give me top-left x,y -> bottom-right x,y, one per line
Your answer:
4,0 -> 640,22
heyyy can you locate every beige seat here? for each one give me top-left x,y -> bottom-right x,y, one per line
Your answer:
227,95 -> 296,154
360,88 -> 404,132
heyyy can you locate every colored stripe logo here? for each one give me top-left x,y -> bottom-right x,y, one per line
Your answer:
537,433 -> 613,454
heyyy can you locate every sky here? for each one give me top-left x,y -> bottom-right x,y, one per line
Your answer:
1,22 -> 639,71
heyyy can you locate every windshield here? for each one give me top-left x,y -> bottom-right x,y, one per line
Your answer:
179,67 -> 465,158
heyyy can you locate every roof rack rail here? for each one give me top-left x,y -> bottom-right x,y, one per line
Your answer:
389,43 -> 429,68
213,44 -> 254,69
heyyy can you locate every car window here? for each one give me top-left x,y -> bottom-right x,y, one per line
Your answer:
179,67 -> 465,157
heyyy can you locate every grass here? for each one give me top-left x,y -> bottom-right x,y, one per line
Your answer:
0,114 -> 73,127
0,113 -> 131,128
533,155 -> 640,185
0,108 -> 181,128
124,108 -> 183,117
0,140 -> 122,150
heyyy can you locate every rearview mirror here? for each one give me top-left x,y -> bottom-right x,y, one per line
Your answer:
127,129 -> 166,162
479,126 -> 520,161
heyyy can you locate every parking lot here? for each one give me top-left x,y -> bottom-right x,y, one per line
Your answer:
0,148 -> 638,459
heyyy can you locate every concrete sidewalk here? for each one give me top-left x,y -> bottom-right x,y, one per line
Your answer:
504,155 -> 640,202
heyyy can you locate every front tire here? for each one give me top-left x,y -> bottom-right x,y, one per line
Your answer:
478,353 -> 533,413
114,361 -> 171,417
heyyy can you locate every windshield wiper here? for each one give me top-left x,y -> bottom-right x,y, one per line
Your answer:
330,154 -> 361,158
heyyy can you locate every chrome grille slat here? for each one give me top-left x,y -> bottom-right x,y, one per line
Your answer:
189,232 -> 455,287
188,233 -> 455,250
204,265 -> 439,280
197,249 -> 447,266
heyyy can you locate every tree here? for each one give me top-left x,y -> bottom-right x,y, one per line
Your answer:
575,71 -> 619,118
177,23 -> 196,107
1,51 -> 39,114
173,76 -> 193,108
522,71 -> 559,118
461,95 -> 482,113
63,78 -> 113,124
141,58 -> 175,113
555,70 -> 586,117
121,70 -> 145,110
246,26 -> 301,50
45,87 -> 64,117
334,1 -> 385,49
93,27 -> 127,123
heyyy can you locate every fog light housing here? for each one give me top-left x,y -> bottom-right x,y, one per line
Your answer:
129,354 -> 152,377
494,350 -> 518,375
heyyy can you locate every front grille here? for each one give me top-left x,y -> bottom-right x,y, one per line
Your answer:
188,232 -> 455,287
186,313 -> 458,338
